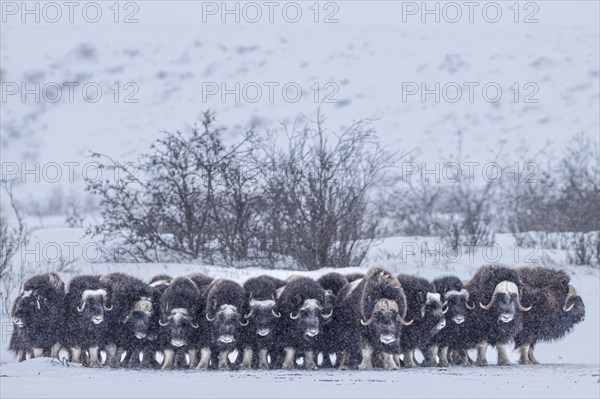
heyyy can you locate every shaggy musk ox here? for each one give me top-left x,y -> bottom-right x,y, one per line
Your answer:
10,273 -> 65,362
316,272 -> 349,368
464,265 -> 532,366
64,275 -> 112,367
140,274 -> 172,368
423,275 -> 474,367
273,276 -> 334,370
515,267 -> 585,364
100,273 -> 156,368
158,276 -> 204,369
395,275 -> 446,368
335,268 -> 411,370
239,275 -> 285,369
197,278 -> 246,370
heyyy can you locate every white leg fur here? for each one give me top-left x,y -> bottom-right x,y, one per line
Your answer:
196,347 -> 211,370
32,348 -> 43,358
282,347 -> 296,369
339,350 -> 350,370
358,342 -> 374,370
476,341 -> 489,366
17,350 -> 26,362
528,345 -> 540,364
439,346 -> 449,367
105,344 -> 118,367
497,343 -> 511,366
188,349 -> 198,369
70,347 -> 82,363
258,348 -> 269,369
403,350 -> 417,368
50,343 -> 61,358
162,349 -> 175,370
382,353 -> 399,370
88,346 -> 101,368
518,344 -> 531,365
240,348 -> 253,369
304,350 -> 317,370
218,350 -> 229,370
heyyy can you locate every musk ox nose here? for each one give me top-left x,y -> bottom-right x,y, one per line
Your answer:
452,315 -> 465,325
92,315 -> 104,324
218,334 -> 235,343
499,312 -> 514,323
171,338 -> 185,347
435,319 -> 446,330
379,334 -> 396,344
305,328 -> 319,337
257,328 -> 270,336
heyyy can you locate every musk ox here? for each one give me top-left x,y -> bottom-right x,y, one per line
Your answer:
157,276 -> 203,369
64,275 -> 112,367
335,268 -> 411,370
140,274 -> 173,368
514,267 -> 585,364
464,265 -> 532,366
395,275 -> 446,368
424,275 -> 474,367
10,273 -> 65,362
316,272 -> 349,368
196,279 -> 246,370
100,273 -> 156,368
239,275 -> 285,369
272,276 -> 334,370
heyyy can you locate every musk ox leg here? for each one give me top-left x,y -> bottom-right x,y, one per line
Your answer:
528,345 -> 540,365
50,343 -> 61,359
88,346 -> 102,368
357,343 -> 374,370
161,349 -> 175,370
476,342 -> 489,367
128,349 -> 142,368
339,350 -> 351,370
382,353 -> 399,370
497,343 -> 512,366
304,351 -> 318,370
17,350 -> 26,362
422,345 -> 438,367
196,347 -> 211,370
392,354 -> 401,368
258,348 -> 269,370
439,346 -> 450,367
105,344 -> 119,368
218,350 -> 230,370
141,348 -> 159,368
282,347 -> 296,369
403,350 -> 417,368
70,347 -> 82,364
188,349 -> 198,369
240,347 -> 253,370
32,348 -> 43,358
518,344 -> 531,365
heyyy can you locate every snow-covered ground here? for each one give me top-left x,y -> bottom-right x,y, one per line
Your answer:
0,228 -> 598,398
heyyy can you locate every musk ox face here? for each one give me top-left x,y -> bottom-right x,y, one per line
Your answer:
77,289 -> 111,325
124,297 -> 154,340
563,285 -> 585,324
206,304 -> 245,345
421,293 -> 446,334
443,289 -> 474,326
12,290 -> 42,328
244,299 -> 281,338
479,281 -> 531,324
159,308 -> 198,347
289,298 -> 333,342
360,299 -> 403,346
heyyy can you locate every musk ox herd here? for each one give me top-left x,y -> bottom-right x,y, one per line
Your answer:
9,265 -> 585,370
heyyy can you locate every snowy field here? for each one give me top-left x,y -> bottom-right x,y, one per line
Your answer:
0,229 -> 599,398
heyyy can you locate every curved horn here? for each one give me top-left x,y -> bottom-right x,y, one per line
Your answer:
398,316 -> 414,326
442,304 -> 449,314
205,313 -> 216,322
104,304 -> 113,311
159,318 -> 169,326
479,292 -> 498,310
563,285 -> 577,312
190,322 -> 199,329
516,294 -> 532,312
290,312 -> 300,320
321,309 -> 333,319
466,301 -> 475,310
239,319 -> 249,326
244,309 -> 254,319
360,317 -> 373,326
420,305 -> 426,318
36,299 -> 41,310
272,309 -> 281,318
77,302 -> 85,312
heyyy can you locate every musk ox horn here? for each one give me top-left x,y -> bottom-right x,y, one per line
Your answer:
360,318 -> 372,326
190,322 -> 199,329
239,319 -> 249,326
272,309 -> 281,318
466,301 -> 475,310
36,299 -> 41,310
442,304 -> 449,314
397,315 -> 414,326
420,305 -> 426,318
104,304 -> 113,311
321,309 -> 333,319
159,318 -> 169,326
290,312 -> 300,320
563,285 -> 577,312
244,309 -> 254,319
206,313 -> 216,322
77,302 -> 86,312
516,295 -> 532,312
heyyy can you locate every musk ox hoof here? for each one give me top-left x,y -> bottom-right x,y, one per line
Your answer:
439,360 -> 450,368
357,363 -> 372,370
88,361 -> 102,368
497,360 -> 512,366
476,359 -> 488,367
258,363 -> 269,370
420,360 -> 437,368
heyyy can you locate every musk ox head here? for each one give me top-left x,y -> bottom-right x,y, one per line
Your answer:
479,280 -> 531,323
562,285 -> 585,324
77,288 -> 112,325
280,277 -> 334,342
204,280 -> 246,346
242,276 -> 284,338
159,308 -> 198,347
443,288 -> 474,326
12,273 -> 65,328
420,292 -> 446,333
12,290 -> 40,328
359,269 -> 411,347
123,296 -> 154,340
